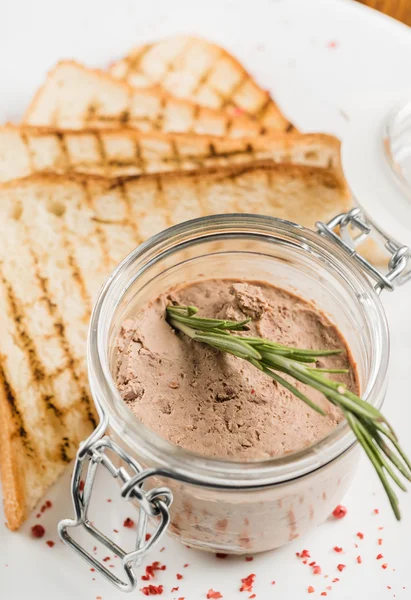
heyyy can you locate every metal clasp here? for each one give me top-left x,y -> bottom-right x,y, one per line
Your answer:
316,208 -> 411,292
58,420 -> 173,593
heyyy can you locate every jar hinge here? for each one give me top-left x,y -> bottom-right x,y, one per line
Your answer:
316,207 -> 411,292
58,419 -> 173,593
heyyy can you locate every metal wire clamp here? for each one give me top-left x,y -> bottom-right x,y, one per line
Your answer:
316,207 -> 411,292
58,428 -> 173,593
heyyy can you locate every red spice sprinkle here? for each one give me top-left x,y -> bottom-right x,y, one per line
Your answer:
373,508 -> 379,515
321,593 -> 327,597
176,574 -> 183,580
46,541 -> 55,548
141,585 -> 164,596
216,553 -> 228,559
171,587 -> 179,593
382,564 -> 388,569
376,554 -> 383,560
251,389 -> 255,395
309,561 -> 316,567
249,595 -> 256,599
183,563 -> 189,568
298,549 -> 311,558
354,543 -> 358,548
356,532 -> 364,539
271,581 -> 276,585
102,556 -> 110,562
123,518 -> 135,528
327,40 -> 338,49
145,533 -> 152,541
113,529 -> 119,533
245,556 -> 254,562
308,586 -> 315,594
206,590 -> 223,599
90,568 -> 95,572
333,546 -> 343,553
387,586 -> 392,590
378,538 -> 383,545
313,566 -> 322,575
31,524 -> 45,539
326,586 -> 332,591
79,480 -> 85,492
36,513 -> 41,518
332,505 -> 347,519
357,556 -> 362,564
93,546 -> 97,552
337,564 -> 346,572
378,526 -> 384,531
240,574 -> 255,593
332,578 -> 339,583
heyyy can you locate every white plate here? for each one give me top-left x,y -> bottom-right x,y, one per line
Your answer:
1,1 -> 411,598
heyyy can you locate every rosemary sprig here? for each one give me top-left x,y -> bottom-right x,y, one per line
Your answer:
166,304 -> 411,520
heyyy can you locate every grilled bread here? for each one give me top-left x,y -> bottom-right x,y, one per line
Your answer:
109,35 -> 293,132
0,124 -> 341,181
0,161 -> 351,529
23,61 -> 267,137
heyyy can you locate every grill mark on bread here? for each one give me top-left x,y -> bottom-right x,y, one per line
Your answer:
118,180 -> 142,243
155,176 -> 173,228
94,132 -> 108,176
55,132 -> 71,169
19,130 -> 37,172
82,180 -> 112,269
219,73 -> 250,110
133,138 -> 147,172
126,44 -> 154,79
0,359 -> 36,457
154,94 -> 167,131
190,104 -> 201,134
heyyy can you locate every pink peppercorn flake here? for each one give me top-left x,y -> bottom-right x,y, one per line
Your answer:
46,540 -> 55,548
79,480 -> 85,492
245,556 -> 254,562
249,595 -> 256,599
373,508 -> 379,515
378,538 -> 383,545
308,586 -> 315,594
171,587 -> 179,592
183,563 -> 189,568
332,505 -> 347,519
376,554 -> 383,560
327,40 -> 338,49
332,578 -> 339,583
207,590 -> 223,599
321,593 -> 327,597
313,566 -> 322,575
102,556 -> 110,562
333,546 -> 343,553
107,498 -> 112,503
337,564 -> 346,572
357,532 -> 364,539
240,574 -> 255,593
31,524 -> 45,538
357,556 -> 362,564
176,574 -> 183,580
123,517 -> 135,528
382,563 -> 388,569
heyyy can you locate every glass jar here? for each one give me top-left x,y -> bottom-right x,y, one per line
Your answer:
59,212 -> 409,592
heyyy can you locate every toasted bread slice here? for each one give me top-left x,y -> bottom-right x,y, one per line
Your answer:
0,124 -> 341,181
0,161 -> 351,528
23,61 -> 268,137
109,35 -> 294,132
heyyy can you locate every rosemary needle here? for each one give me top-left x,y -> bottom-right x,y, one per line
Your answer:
166,304 -> 411,520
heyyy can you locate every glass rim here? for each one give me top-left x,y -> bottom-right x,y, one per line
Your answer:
87,214 -> 389,488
